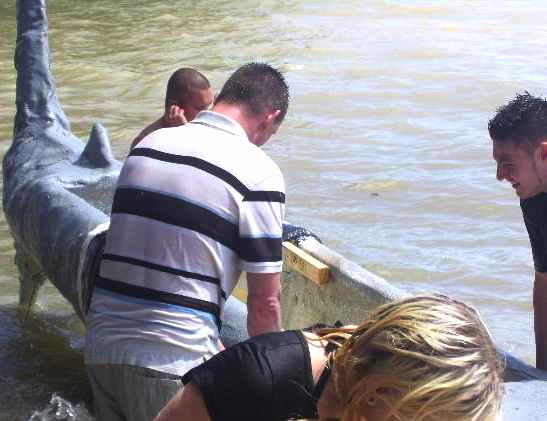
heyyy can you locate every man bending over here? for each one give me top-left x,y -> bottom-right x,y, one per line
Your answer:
85,62 -> 290,421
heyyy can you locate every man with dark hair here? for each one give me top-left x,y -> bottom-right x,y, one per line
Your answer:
130,67 -> 214,149
85,62 -> 290,420
490,92 -> 547,370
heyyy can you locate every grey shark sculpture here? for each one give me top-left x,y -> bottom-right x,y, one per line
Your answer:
4,0 -> 120,320
3,0 -> 249,345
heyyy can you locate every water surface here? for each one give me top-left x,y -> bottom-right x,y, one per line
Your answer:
1,0 -> 546,418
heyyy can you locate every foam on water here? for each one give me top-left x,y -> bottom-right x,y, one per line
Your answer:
28,395 -> 91,421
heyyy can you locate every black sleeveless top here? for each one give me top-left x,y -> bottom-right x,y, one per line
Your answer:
181,330 -> 330,421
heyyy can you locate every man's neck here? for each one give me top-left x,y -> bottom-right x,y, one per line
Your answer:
160,113 -> 170,128
212,103 -> 256,142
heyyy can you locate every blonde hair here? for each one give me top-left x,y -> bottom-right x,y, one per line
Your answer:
315,294 -> 503,421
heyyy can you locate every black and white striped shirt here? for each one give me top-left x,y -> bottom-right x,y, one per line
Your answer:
85,111 -> 285,374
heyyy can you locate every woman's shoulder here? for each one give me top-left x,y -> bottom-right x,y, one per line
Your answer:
239,329 -> 305,350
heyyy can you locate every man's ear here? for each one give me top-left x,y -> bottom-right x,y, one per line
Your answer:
265,109 -> 281,125
256,109 -> 281,132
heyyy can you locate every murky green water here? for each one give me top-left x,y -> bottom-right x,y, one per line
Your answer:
2,0 -> 547,418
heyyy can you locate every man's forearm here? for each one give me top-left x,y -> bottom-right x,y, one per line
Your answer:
154,383 -> 211,421
246,271 -> 282,336
534,272 -> 547,370
247,293 -> 281,336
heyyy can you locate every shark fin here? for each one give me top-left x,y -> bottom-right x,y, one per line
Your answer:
76,123 -> 116,168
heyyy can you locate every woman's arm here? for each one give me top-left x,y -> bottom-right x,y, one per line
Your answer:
154,382 -> 211,421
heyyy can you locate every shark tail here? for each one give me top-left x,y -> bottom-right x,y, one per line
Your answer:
14,0 -> 70,136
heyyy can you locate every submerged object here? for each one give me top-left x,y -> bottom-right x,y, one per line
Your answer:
4,0 -> 547,419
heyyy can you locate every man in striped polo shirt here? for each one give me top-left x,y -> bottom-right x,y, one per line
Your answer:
84,63 -> 289,421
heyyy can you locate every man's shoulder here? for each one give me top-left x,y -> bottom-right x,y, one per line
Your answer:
521,193 -> 547,223
243,147 -> 284,189
521,193 -> 547,210
198,129 -> 283,184
131,118 -> 165,148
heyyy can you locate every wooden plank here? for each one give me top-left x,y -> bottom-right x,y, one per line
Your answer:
232,287 -> 248,303
282,241 -> 330,285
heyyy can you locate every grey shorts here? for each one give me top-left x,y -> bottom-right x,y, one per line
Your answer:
86,364 -> 184,421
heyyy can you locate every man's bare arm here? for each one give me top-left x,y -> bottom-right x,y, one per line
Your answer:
153,383 -> 210,421
246,272 -> 282,336
534,271 -> 547,370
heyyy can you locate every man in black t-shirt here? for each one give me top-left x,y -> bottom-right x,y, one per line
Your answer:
489,92 -> 547,370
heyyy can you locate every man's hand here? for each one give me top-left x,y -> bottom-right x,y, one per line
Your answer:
164,104 -> 187,127
246,272 -> 282,337
534,271 -> 547,370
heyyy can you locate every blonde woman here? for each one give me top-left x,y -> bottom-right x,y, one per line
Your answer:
154,294 -> 503,421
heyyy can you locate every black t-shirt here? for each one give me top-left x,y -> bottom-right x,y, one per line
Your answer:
521,193 -> 547,272
181,330 -> 323,421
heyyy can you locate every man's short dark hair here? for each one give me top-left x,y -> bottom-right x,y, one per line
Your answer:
488,92 -> 547,150
165,68 -> 210,109
215,63 -> 289,123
